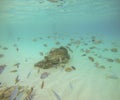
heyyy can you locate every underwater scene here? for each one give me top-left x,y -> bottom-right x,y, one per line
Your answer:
0,0 -> 120,100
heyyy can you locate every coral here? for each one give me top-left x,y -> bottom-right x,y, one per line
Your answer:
0,86 -> 34,100
34,46 -> 70,69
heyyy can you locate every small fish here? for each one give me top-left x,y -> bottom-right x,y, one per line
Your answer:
47,36 -> 51,39
27,72 -> 31,78
70,38 -> 74,41
67,43 -> 72,46
43,44 -> 48,47
40,72 -> 50,79
111,48 -> 118,52
55,41 -> 60,45
0,64 -> 6,74
94,40 -> 102,44
39,37 -> 43,39
98,65 -> 106,69
66,46 -> 73,53
17,37 -> 20,41
13,44 -> 17,47
103,48 -> 109,51
16,47 -> 19,52
52,90 -> 61,100
41,81 -> 44,89
94,62 -> 99,67
14,63 -> 20,68
0,54 -> 4,58
82,54 -> 86,56
3,47 -> 8,50
40,52 -> 44,56
89,46 -> 96,49
85,49 -> 90,53
10,69 -> 17,72
88,56 -> 94,62
106,58 -> 114,62
71,66 -> 76,70
32,38 -> 37,42
106,74 -> 119,80
15,75 -> 19,84
30,87 -> 34,93
74,40 -> 80,45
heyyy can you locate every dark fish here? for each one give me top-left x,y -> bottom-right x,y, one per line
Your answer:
111,48 -> 118,52
46,36 -> 50,39
13,44 -> 17,47
70,38 -> 74,41
27,72 -> 31,78
106,58 -> 114,62
14,63 -> 20,68
15,75 -> 19,84
106,74 -> 119,80
99,65 -> 106,69
66,46 -> 73,53
40,72 -> 50,79
71,66 -> 76,70
94,62 -> 99,68
32,38 -> 37,42
40,52 -> 44,56
41,81 -> 44,89
52,90 -> 61,100
39,37 -> 43,39
16,47 -> 19,52
3,47 -> 8,50
17,37 -> 20,41
88,56 -> 94,62
82,54 -> 86,56
89,46 -> 96,49
0,65 -> 6,74
55,41 -> 60,45
0,54 -> 4,58
43,44 -> 48,47
10,70 -> 17,72
67,43 -> 72,46
85,49 -> 90,53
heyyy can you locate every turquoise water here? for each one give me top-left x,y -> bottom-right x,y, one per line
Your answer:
0,0 -> 120,100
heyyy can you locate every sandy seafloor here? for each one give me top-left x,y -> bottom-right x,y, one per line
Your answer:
0,0 -> 120,100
